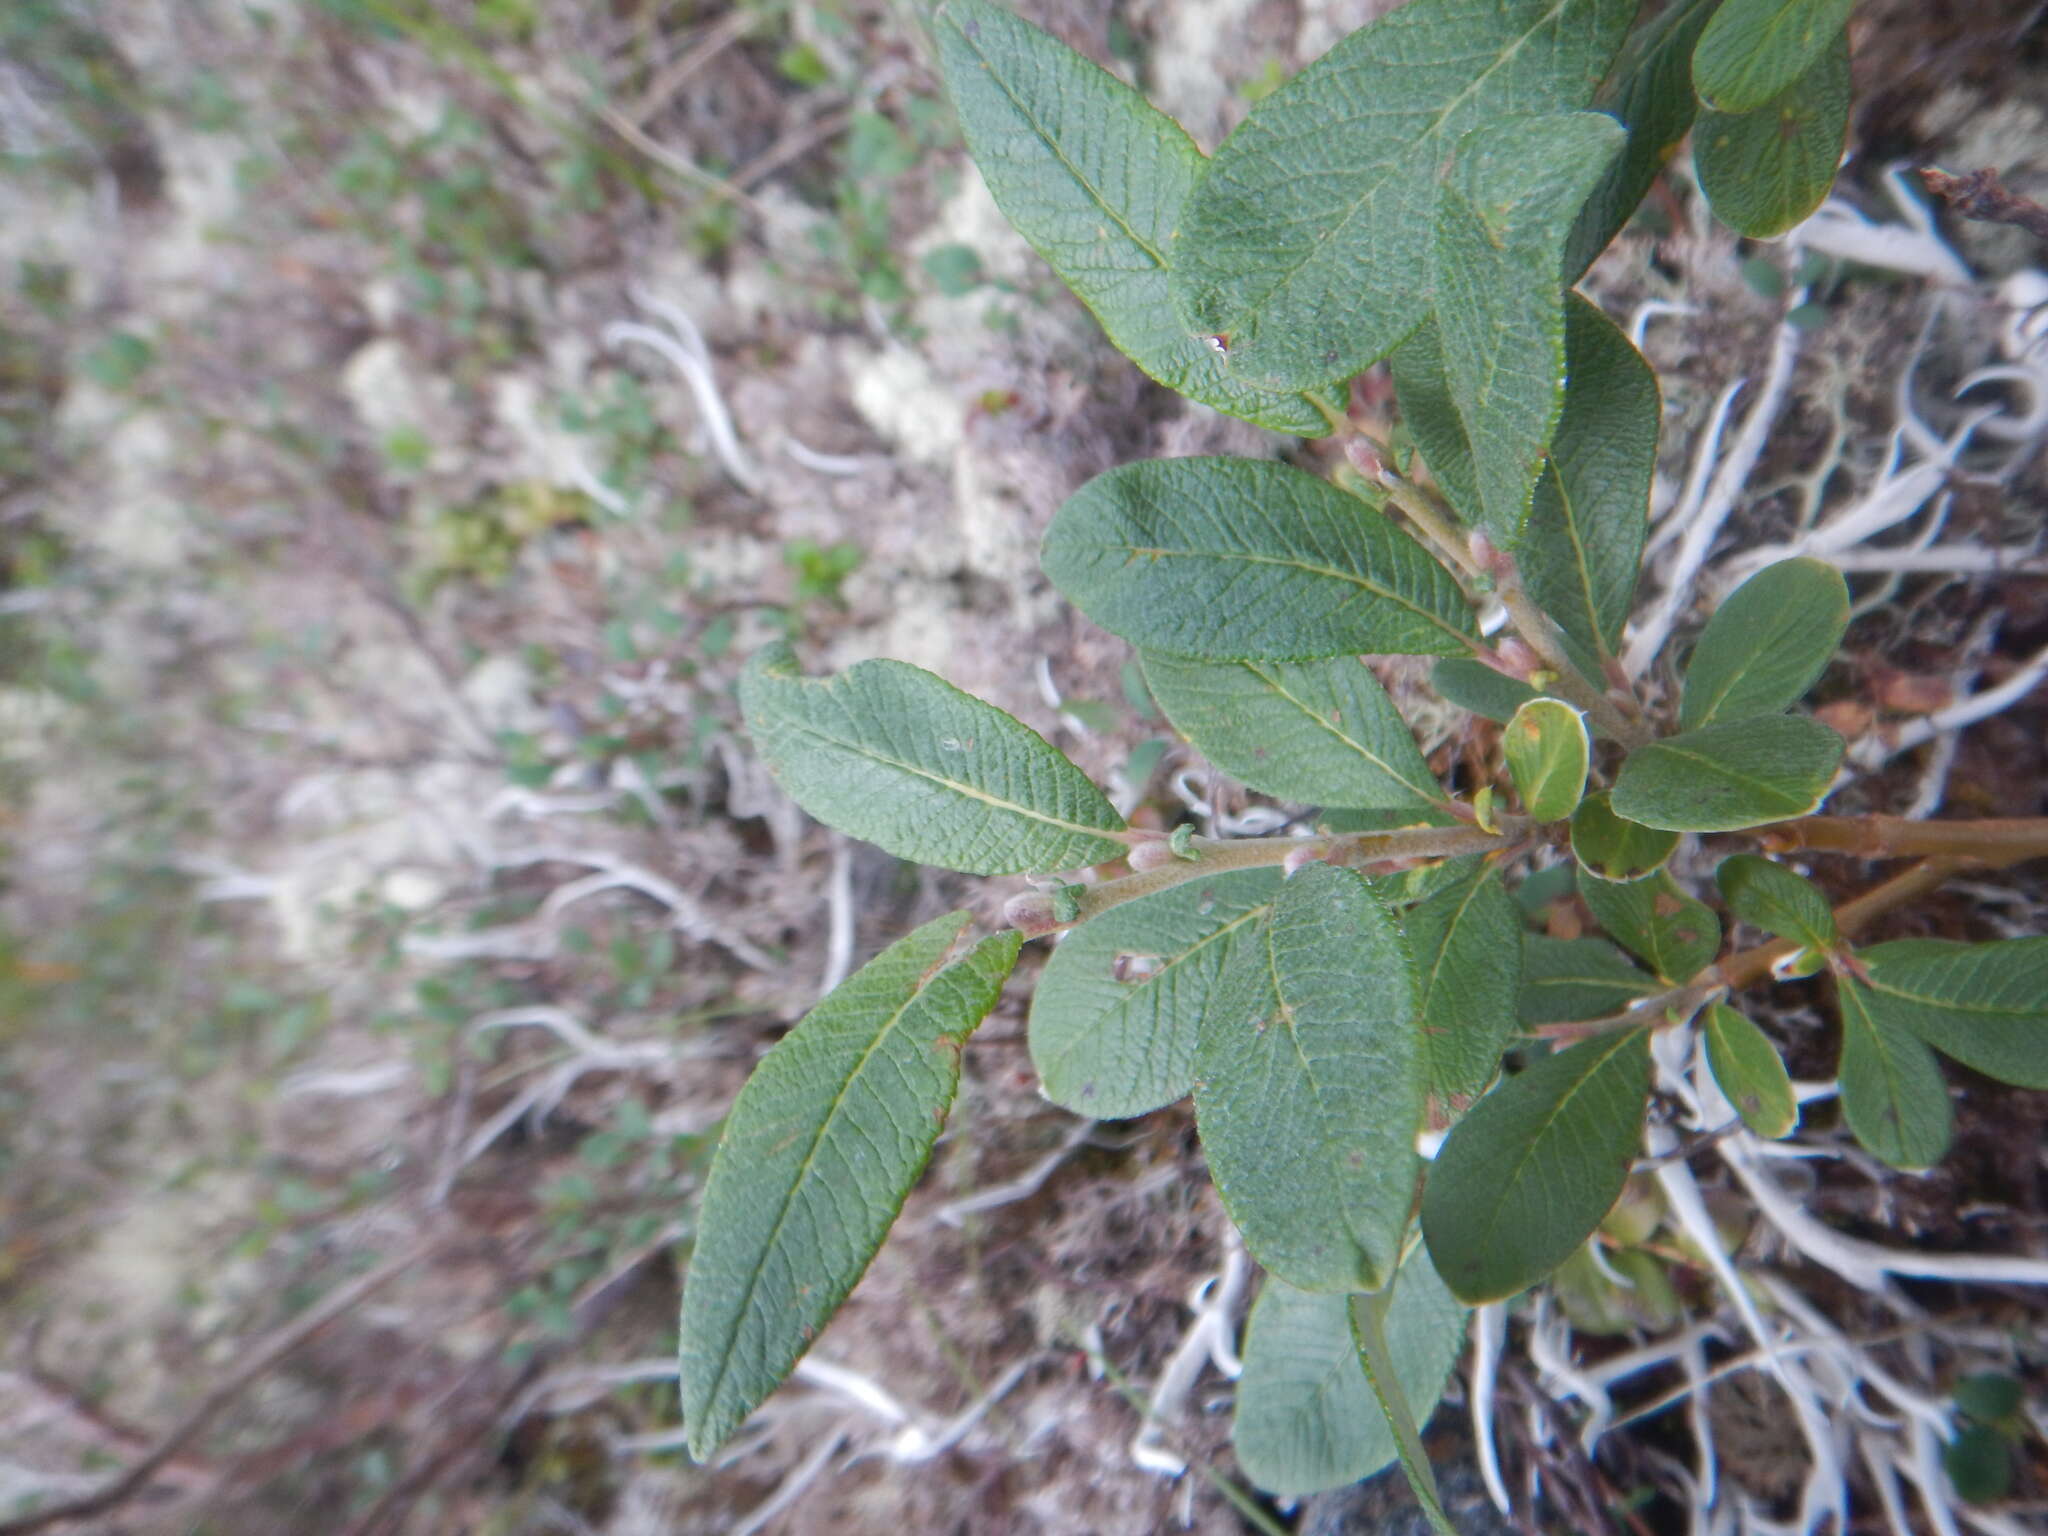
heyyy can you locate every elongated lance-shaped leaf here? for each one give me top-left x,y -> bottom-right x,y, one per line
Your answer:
1693,0 -> 1857,114
1350,1287 -> 1458,1536
1234,1246 -> 1468,1497
1858,938 -> 2048,1089
933,0 -> 1333,434
740,643 -> 1126,875
1505,697 -> 1591,823
1029,869 -> 1280,1118
1043,457 -> 1476,662
1703,1003 -> 1799,1139
1570,791 -> 1680,882
1195,863 -> 1425,1292
1408,864 -> 1522,1100
1611,715 -> 1844,832
1520,935 -> 1658,1025
1580,872 -> 1722,984
1696,29 -> 1852,238
1433,112 -> 1625,541
1170,0 -> 1634,391
1142,651 -> 1440,811
1564,0 -> 1723,276
1837,977 -> 1953,1170
1422,1028 -> 1653,1302
1519,298 -> 1659,658
1717,853 -> 1839,953
679,915 -> 1022,1457
1680,558 -> 1850,729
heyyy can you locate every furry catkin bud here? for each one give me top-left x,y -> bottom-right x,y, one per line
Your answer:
1003,891 -> 1062,935
1282,845 -> 1328,878
1128,839 -> 1178,873
1344,438 -> 1384,480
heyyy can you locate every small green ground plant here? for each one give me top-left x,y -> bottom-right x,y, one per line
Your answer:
679,0 -> 2047,1519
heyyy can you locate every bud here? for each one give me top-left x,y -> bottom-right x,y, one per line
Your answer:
1344,437 -> 1384,480
1003,891 -> 1062,935
1467,529 -> 1497,572
1128,839 -> 1178,873
1282,845 -> 1328,877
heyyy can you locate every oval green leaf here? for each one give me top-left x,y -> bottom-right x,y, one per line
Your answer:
933,0 -> 1332,433
740,643 -> 1127,875
1695,30 -> 1851,239
1692,0 -> 1857,114
1194,863 -> 1424,1292
1679,558 -> 1851,729
1421,1028 -> 1653,1303
1409,865 -> 1523,1101
1142,651 -> 1440,810
1610,715 -> 1844,832
1043,457 -> 1476,662
1234,1247 -> 1468,1497
1703,1003 -> 1799,1139
1570,791 -> 1681,882
1028,869 -> 1280,1118
1716,852 -> 1839,952
1837,977 -> 1953,1169
1580,871 -> 1722,984
1432,656 -> 1541,725
679,914 -> 1022,1457
1505,697 -> 1591,823
1520,935 -> 1658,1025
1858,937 -> 2048,1089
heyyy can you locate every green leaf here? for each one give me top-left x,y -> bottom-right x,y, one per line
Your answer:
1504,697 -> 1591,823
1679,559 -> 1850,729
1951,1372 -> 2025,1427
1564,0 -> 1722,275
1703,1003 -> 1799,1138
1194,863 -> 1424,1292
1837,978 -> 1953,1170
1422,1028 -> 1653,1303
1716,853 -> 1838,952
1694,29 -> 1851,239
1409,866 -> 1523,1101
1570,791 -> 1682,882
1142,652 -> 1440,810
1431,657 -> 1540,725
1693,0 -> 1857,114
1389,318 -> 1481,523
1610,715 -> 1844,832
1857,938 -> 2048,1089
1581,872 -> 1722,984
679,915 -> 1022,1456
740,644 -> 1127,875
1944,1424 -> 2014,1505
934,0 -> 1331,434
1350,1286 -> 1459,1536
1171,0 -> 1634,390
1043,457 -> 1476,662
1520,935 -> 1658,1025
1028,869 -> 1281,1117
1518,298 -> 1660,658
1234,1247 -> 1468,1497
1432,112 -> 1625,540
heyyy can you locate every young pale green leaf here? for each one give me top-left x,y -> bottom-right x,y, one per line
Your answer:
1563,0 -> 1723,276
1504,698 -> 1591,823
1029,869 -> 1281,1118
1570,791 -> 1682,882
1580,872 -> 1722,984
1170,0 -> 1634,391
1421,1028 -> 1653,1303
1717,853 -> 1839,952
1408,865 -> 1523,1101
1195,863 -> 1424,1292
1043,457 -> 1476,662
1432,112 -> 1626,541
1837,978 -> 1953,1169
1680,558 -> 1851,729
1349,1287 -> 1458,1536
679,915 -> 1021,1457
1610,715 -> 1844,832
1693,0 -> 1857,114
1141,652 -> 1440,811
1518,298 -> 1660,658
1431,657 -> 1541,725
1695,30 -> 1851,238
1858,938 -> 2048,1089
1703,1003 -> 1799,1139
740,644 -> 1127,875
1521,935 -> 1659,1025
1234,1247 -> 1468,1497
933,0 -> 1331,434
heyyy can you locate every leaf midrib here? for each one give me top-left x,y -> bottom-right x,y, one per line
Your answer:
1248,662 -> 1440,804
